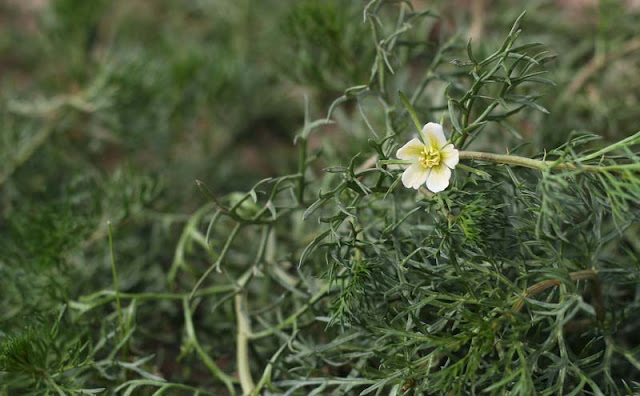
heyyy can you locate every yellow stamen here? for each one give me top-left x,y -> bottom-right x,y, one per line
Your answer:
419,146 -> 440,167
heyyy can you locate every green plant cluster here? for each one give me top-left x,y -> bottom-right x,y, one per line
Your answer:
1,0 -> 640,395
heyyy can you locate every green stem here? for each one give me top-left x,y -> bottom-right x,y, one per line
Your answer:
578,130 -> 640,162
235,293 -> 255,395
249,282 -> 332,340
182,297 -> 237,394
190,223 -> 242,300
460,151 -> 549,170
458,151 -> 630,173
77,284 -> 236,308
381,150 -> 639,175
379,159 -> 413,166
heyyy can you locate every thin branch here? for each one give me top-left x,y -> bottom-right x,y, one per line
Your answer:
189,222 -> 242,300
235,293 -> 255,395
459,151 -> 640,173
249,282 -> 332,340
182,297 -> 237,394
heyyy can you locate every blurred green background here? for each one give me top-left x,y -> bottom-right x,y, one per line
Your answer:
1,0 -> 639,393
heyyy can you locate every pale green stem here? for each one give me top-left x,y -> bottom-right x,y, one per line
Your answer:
189,222 -> 242,300
459,151 -> 557,170
382,150 -> 640,173
577,130 -> 640,162
77,284 -> 236,307
459,151 -> 639,173
248,282 -> 332,340
235,293 -> 255,395
182,297 -> 237,394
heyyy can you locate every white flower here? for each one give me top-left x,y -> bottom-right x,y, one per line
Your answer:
396,122 -> 459,192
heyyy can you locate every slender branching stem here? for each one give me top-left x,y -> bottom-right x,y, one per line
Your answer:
381,151 -> 639,173
189,222 -> 242,300
459,151 -> 597,171
460,151 -> 639,173
249,282 -> 332,340
182,297 -> 237,394
235,293 -> 255,395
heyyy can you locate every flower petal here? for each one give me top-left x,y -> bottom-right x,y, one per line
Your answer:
421,122 -> 447,149
426,164 -> 451,193
402,163 -> 430,190
440,144 -> 459,169
396,138 -> 425,160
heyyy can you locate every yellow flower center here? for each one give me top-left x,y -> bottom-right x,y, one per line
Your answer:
419,146 -> 440,167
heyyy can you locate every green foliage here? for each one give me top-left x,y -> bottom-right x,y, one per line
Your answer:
2,0 -> 640,395
282,0 -> 372,92
0,307 -> 99,395
3,203 -> 88,270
